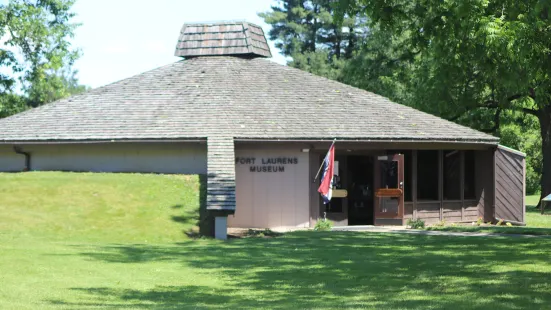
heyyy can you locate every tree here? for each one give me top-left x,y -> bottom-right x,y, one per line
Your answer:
0,0 -> 83,118
259,0 -> 369,77
337,0 -> 551,207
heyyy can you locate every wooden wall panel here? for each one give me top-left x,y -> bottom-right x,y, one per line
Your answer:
495,146 -> 525,223
475,150 -> 495,222
423,217 -> 442,225
404,202 -> 414,219
417,202 -> 441,219
463,201 -> 479,221
443,202 -> 462,221
443,202 -> 462,212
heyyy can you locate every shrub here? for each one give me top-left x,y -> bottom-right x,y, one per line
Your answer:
434,219 -> 447,227
314,219 -> 333,231
496,219 -> 504,226
476,217 -> 484,226
407,219 -> 425,229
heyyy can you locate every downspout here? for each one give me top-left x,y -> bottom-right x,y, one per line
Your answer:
13,146 -> 31,171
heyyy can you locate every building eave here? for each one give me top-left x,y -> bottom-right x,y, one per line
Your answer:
0,138 -> 207,145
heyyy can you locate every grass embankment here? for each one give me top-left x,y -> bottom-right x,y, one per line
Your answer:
425,195 -> 551,236
0,172 -> 204,243
1,173 -> 551,309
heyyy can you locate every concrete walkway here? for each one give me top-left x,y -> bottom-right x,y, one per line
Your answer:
332,225 -> 551,238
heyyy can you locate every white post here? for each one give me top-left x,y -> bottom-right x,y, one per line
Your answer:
214,216 -> 228,240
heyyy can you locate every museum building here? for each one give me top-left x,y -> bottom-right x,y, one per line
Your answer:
0,21 -> 526,239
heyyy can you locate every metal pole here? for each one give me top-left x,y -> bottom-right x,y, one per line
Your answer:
312,139 -> 336,183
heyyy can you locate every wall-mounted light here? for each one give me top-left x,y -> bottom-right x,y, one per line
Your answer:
301,148 -> 310,153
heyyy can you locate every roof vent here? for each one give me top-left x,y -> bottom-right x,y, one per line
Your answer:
174,21 -> 272,58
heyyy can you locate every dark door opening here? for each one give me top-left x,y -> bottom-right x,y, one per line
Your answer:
347,156 -> 374,225
322,154 -> 348,226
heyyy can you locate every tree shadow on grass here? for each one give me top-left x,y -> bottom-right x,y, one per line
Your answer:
56,232 -> 551,309
170,175 -> 212,238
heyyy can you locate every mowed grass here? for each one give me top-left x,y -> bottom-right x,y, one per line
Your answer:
526,194 -> 551,228
2,173 -> 551,309
0,172 -> 203,243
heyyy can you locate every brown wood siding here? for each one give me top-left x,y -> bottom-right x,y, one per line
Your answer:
463,200 -> 479,221
495,146 -> 525,223
409,149 -> 494,224
443,201 -> 462,222
404,202 -> 414,219
475,149 -> 495,221
416,202 -> 441,221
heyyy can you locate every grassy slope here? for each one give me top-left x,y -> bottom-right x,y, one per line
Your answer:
0,172 -> 203,242
2,173 -> 551,309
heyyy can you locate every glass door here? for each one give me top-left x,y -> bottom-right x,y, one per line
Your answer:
374,154 -> 404,221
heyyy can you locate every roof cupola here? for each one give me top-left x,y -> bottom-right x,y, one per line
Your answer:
174,21 -> 272,58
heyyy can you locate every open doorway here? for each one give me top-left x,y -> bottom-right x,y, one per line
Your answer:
347,156 -> 374,225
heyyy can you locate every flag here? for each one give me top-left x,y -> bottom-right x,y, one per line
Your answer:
318,144 -> 335,204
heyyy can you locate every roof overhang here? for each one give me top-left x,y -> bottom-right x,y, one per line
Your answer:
0,138 -> 207,145
0,137 -> 499,146
234,137 -> 499,145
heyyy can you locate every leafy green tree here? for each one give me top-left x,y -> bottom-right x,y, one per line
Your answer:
338,0 -> 551,205
499,111 -> 542,194
0,0 -> 83,118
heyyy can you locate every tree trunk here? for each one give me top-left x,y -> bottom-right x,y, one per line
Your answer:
539,106 -> 551,214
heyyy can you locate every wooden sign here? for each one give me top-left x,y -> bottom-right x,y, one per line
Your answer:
332,189 -> 348,198
375,188 -> 403,197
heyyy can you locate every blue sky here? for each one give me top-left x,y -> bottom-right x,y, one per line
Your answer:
71,0 -> 286,88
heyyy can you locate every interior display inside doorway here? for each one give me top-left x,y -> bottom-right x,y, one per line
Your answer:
379,160 -> 399,189
347,156 -> 374,225
321,154 -> 375,225
418,150 -> 439,200
379,197 -> 399,213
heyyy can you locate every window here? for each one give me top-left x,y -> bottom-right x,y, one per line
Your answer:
379,160 -> 398,188
403,151 -> 412,202
443,150 -> 461,200
387,150 -> 412,201
417,150 -> 439,200
464,151 -> 476,199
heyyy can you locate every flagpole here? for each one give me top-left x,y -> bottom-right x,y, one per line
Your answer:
312,138 -> 336,183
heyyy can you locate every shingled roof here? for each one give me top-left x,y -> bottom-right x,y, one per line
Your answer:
175,21 -> 271,58
0,56 -> 498,143
0,20 -> 499,214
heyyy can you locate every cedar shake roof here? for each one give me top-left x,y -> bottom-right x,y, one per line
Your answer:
175,21 -> 271,58
0,56 -> 498,144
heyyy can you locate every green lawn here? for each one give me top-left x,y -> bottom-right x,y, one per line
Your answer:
526,195 -> 551,228
2,173 -> 551,309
